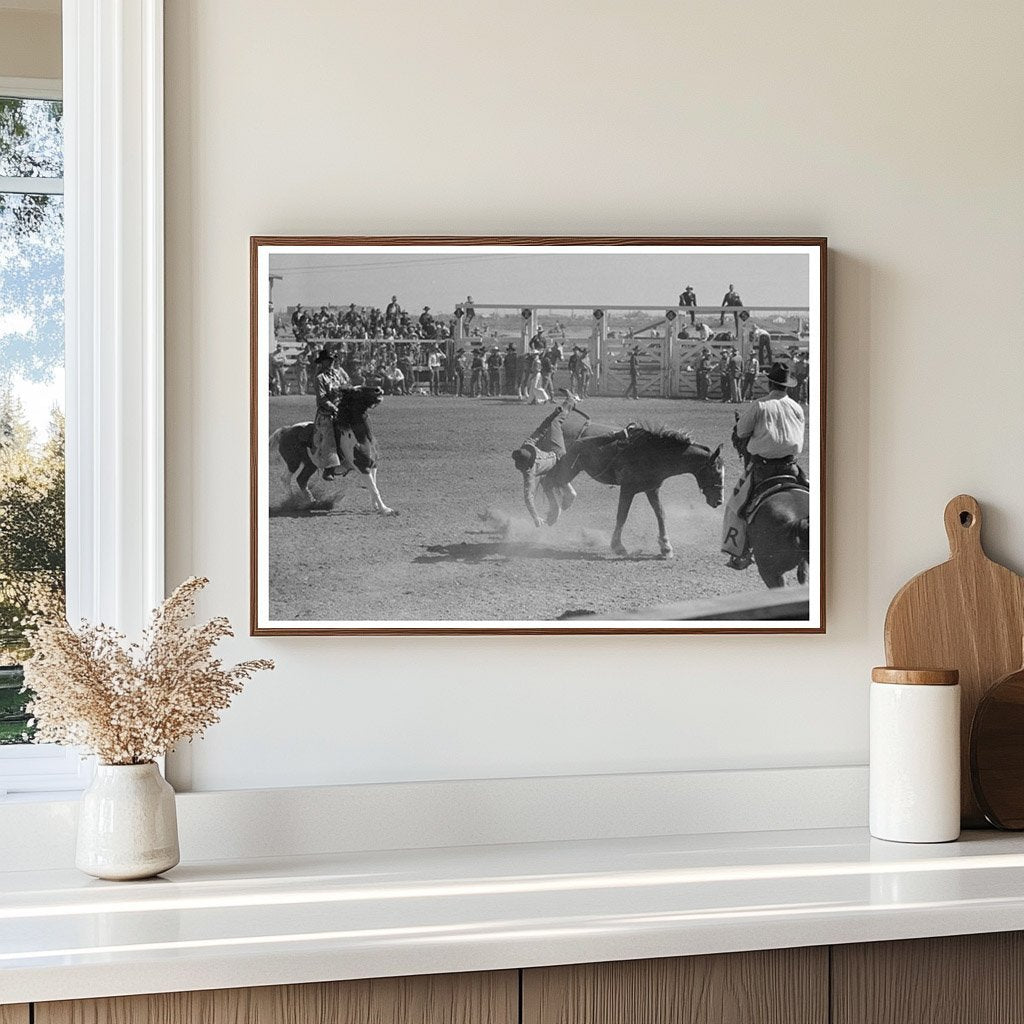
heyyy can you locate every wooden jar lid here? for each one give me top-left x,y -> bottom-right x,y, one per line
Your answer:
871,667 -> 960,686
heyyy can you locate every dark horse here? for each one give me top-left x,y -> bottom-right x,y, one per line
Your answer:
268,385 -> 395,514
732,419 -> 809,588
525,414 -> 725,558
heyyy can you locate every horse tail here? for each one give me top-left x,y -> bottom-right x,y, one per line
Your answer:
268,426 -> 284,460
791,517 -> 810,552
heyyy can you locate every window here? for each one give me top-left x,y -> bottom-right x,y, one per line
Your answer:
1,7 -> 167,797
0,79 -> 83,795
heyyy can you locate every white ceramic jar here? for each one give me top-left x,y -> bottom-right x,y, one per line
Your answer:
76,762 -> 180,880
870,667 -> 961,843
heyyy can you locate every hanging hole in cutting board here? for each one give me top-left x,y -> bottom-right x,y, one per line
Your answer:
960,511 -> 974,527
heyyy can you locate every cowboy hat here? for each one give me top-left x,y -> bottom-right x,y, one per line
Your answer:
766,362 -> 798,389
315,349 -> 333,364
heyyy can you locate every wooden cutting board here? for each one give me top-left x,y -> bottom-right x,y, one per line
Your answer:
884,494 -> 1024,826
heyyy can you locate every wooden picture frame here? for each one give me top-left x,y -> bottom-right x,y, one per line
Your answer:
251,236 -> 827,635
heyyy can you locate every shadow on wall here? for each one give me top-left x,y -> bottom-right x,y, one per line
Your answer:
828,249 -> 874,635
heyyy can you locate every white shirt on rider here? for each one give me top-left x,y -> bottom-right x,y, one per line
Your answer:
736,389 -> 805,459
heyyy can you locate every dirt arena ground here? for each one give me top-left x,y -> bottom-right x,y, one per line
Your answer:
266,393 -> 811,622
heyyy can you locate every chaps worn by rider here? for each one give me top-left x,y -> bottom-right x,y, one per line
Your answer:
311,349 -> 350,480
722,361 -> 808,569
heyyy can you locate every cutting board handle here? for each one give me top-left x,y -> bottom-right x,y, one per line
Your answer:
944,494 -> 983,559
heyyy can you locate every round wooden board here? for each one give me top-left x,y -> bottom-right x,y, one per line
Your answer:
971,664 -> 1024,829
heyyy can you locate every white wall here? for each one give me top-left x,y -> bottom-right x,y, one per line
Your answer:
163,0 -> 1024,792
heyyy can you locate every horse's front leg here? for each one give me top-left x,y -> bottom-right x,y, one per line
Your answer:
365,467 -> 397,516
611,487 -> 637,556
296,459 -> 317,505
646,488 -> 673,559
797,559 -> 808,585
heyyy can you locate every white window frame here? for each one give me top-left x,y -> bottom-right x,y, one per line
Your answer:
0,0 -> 165,797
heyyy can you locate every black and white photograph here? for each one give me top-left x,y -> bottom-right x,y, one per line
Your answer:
251,238 -> 825,633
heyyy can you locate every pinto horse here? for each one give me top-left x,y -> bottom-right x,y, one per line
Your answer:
519,414 -> 725,559
269,385 -> 395,515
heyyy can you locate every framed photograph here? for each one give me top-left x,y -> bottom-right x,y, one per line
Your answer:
251,237 -> 826,634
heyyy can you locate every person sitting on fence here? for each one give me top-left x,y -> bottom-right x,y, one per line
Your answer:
679,285 -> 697,325
529,325 -> 547,351
719,284 -> 744,325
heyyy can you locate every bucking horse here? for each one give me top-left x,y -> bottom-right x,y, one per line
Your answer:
513,410 -> 724,559
269,385 -> 396,515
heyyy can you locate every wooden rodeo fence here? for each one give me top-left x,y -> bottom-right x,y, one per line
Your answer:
454,303 -> 810,399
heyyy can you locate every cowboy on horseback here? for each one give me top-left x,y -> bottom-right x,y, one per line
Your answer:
311,348 -> 350,481
722,361 -> 808,570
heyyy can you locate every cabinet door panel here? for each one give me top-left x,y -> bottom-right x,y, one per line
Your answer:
832,932 -> 1024,1024
0,1007 -> 30,1024
36,970 -> 517,1024
523,949 -> 827,1024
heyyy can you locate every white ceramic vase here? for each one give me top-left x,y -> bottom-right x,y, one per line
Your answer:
76,762 -> 180,880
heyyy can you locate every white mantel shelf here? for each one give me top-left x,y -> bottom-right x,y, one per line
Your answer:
4,827 -> 1024,1004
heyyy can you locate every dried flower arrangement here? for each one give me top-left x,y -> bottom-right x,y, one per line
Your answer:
23,577 -> 273,765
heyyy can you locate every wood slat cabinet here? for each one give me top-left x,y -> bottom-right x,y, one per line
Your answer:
14,933 -> 1024,1024
831,932 -> 1024,1024
34,971 -> 517,1024
522,948 -> 828,1024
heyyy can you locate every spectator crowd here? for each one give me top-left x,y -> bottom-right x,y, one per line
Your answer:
269,288 -> 809,404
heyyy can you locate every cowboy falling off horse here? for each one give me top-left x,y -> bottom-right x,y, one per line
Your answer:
513,362 -> 809,586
